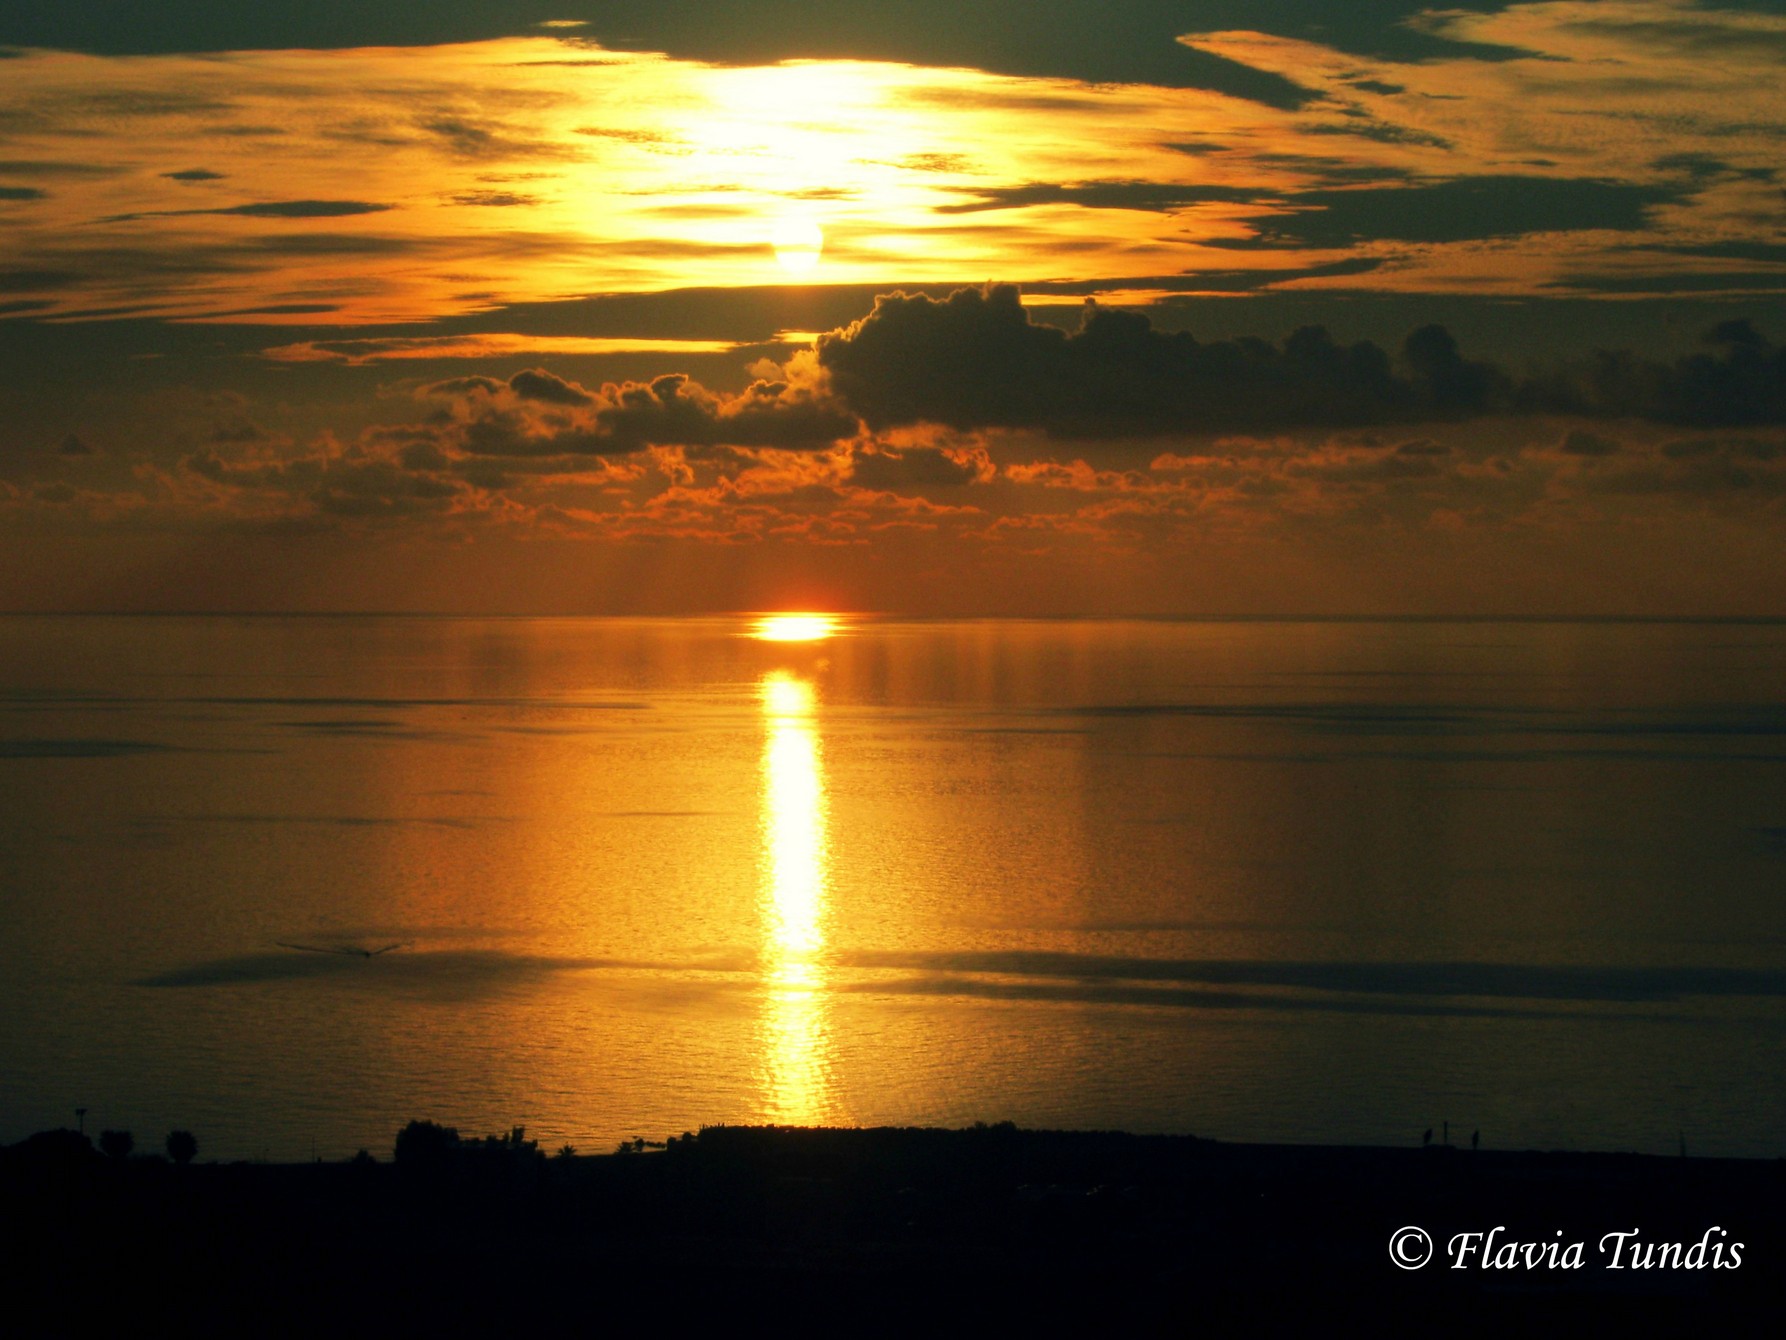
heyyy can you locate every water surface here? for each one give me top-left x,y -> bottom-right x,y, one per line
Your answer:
2,616 -> 1783,1159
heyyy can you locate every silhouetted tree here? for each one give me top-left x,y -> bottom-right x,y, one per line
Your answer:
99,1129 -> 133,1161
393,1119 -> 460,1166
556,1144 -> 577,1159
165,1130 -> 197,1166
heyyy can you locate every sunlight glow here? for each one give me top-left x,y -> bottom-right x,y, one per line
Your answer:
1,21 -> 1777,321
756,671 -> 836,1125
771,215 -> 824,275
752,613 -> 838,642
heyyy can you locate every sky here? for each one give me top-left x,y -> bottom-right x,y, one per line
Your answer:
1,1 -> 1783,615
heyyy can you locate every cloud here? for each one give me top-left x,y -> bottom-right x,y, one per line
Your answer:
848,443 -> 994,488
102,199 -> 392,223
1559,429 -> 1621,457
818,284 -> 1786,436
448,190 -> 537,207
816,283 -> 1507,436
3,13 -> 1783,320
419,366 -> 859,456
936,180 -> 1262,215
0,737 -> 173,758
1519,319 -> 1786,427
184,443 -> 466,518
508,367 -> 594,406
1227,176 -> 1681,249
261,334 -> 746,365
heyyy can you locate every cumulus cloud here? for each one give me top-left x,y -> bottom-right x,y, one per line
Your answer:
816,284 -> 1785,437
417,366 -> 858,457
847,443 -> 995,488
816,283 -> 1506,436
1518,320 -> 1786,427
184,444 -> 465,518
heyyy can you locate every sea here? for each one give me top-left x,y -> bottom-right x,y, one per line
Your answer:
2,615 -> 1783,1160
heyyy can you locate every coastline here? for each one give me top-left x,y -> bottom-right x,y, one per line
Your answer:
6,1123 -> 1780,1328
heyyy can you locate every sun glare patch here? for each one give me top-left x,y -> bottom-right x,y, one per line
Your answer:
752,614 -> 838,642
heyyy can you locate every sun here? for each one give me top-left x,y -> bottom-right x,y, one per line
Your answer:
771,215 -> 824,275
752,613 -> 838,642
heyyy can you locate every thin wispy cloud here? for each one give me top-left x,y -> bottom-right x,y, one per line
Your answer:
0,4 -> 1778,322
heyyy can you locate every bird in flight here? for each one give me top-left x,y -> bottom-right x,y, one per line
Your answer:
276,941 -> 404,959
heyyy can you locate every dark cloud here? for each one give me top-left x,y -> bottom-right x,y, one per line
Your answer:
1651,152 -> 1775,183
1662,242 -> 1786,265
448,190 -> 537,207
415,115 -> 560,161
1519,320 -> 1786,427
1225,176 -> 1680,249
1660,436 -> 1782,462
817,284 -> 1786,437
0,160 -> 122,177
217,199 -> 392,218
816,283 -> 1505,436
1559,14 -> 1786,59
422,367 -> 858,456
398,440 -> 452,472
1560,429 -> 1621,457
508,368 -> 593,406
936,180 -> 1261,215
1299,117 -> 1454,151
102,199 -> 392,223
0,2 -> 1530,79
56,433 -> 93,455
0,738 -> 170,758
162,168 -> 224,182
185,447 -> 464,517
420,375 -> 508,399
848,445 -> 988,488
0,186 -> 47,201
210,422 -> 267,443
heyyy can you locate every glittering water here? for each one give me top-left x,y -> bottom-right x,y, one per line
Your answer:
2,616 -> 1784,1159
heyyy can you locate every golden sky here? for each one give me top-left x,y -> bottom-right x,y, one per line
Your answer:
0,1 -> 1782,614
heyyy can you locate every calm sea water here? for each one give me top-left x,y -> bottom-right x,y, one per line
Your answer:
2,616 -> 1784,1160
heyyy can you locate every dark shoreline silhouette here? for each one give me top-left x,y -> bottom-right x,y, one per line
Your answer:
4,1122 -> 1780,1329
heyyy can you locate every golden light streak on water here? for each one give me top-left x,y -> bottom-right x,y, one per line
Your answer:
756,670 -> 837,1125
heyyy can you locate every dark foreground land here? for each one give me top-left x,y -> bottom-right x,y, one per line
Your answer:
4,1123 -> 1782,1332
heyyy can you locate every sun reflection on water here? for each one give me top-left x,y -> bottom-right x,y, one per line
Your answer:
757,670 -> 837,1124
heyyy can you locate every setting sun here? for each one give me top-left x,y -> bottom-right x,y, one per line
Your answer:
751,613 -> 839,642
771,215 -> 825,275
